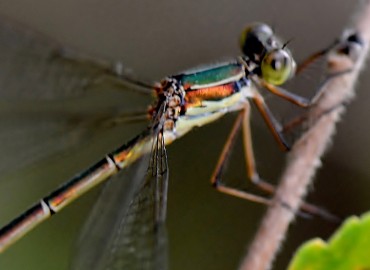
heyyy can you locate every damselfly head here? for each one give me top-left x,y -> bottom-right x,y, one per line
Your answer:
240,22 -> 296,85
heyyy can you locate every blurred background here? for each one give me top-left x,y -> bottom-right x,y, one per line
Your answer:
0,0 -> 368,269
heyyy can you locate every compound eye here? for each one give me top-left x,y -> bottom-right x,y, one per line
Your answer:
261,49 -> 296,85
240,23 -> 274,62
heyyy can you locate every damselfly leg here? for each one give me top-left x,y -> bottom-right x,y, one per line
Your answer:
210,104 -> 338,220
210,37 -> 360,220
282,32 -> 363,133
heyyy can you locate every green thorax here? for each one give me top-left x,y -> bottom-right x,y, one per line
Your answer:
173,62 -> 245,89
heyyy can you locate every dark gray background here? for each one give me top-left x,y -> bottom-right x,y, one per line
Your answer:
0,1 -> 368,269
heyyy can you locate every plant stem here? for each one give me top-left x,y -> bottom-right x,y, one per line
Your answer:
239,1 -> 370,269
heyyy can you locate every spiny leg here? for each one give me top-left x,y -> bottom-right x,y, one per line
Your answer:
251,92 -> 290,151
243,103 -> 278,195
294,32 -> 359,74
296,47 -> 333,74
251,95 -> 338,220
210,103 -> 338,221
260,80 -> 311,107
208,105 -> 287,206
282,69 -> 353,133
210,107 -> 271,206
210,104 -> 284,204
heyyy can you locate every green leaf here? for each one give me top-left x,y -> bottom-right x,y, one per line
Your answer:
288,212 -> 370,270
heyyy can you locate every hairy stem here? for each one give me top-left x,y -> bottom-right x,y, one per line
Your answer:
239,1 -> 370,270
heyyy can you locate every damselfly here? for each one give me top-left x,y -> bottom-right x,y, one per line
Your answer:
0,17 -> 360,269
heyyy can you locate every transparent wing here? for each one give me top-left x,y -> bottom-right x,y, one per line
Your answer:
71,130 -> 169,270
0,16 -> 152,180
0,16 -> 153,100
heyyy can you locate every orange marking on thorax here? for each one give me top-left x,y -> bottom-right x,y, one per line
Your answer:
185,84 -> 235,107
185,84 -> 235,101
